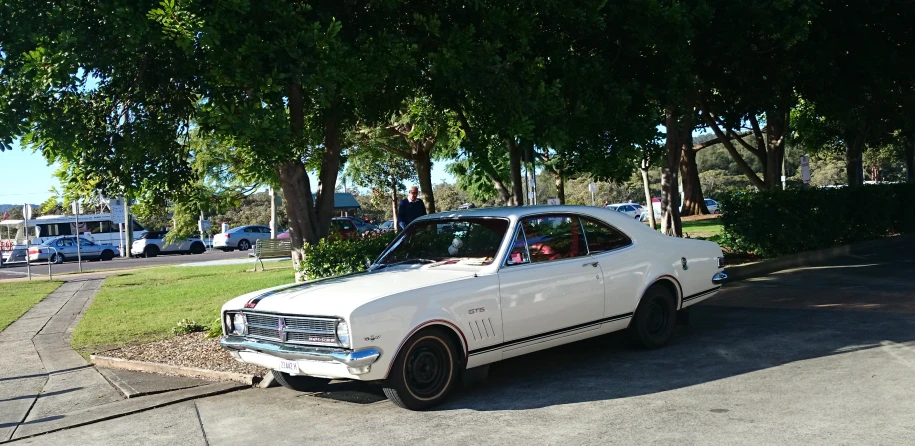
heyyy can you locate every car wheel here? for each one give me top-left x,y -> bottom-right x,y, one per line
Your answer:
383,327 -> 461,410
50,253 -> 64,264
144,245 -> 160,258
714,209 -> 720,214
272,371 -> 330,392
100,250 -> 114,261
629,283 -> 677,349
237,239 -> 251,251
190,242 -> 205,254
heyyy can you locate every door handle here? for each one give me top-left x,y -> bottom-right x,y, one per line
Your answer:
583,261 -> 598,268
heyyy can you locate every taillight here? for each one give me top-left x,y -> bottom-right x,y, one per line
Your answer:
717,256 -> 725,268
28,248 -> 39,255
224,233 -> 230,239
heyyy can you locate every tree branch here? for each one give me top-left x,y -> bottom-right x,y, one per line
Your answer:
692,131 -> 752,151
699,95 -> 766,189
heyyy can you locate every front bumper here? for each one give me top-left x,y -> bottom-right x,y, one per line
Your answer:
220,336 -> 382,377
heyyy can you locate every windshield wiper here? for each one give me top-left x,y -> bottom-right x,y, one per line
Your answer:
372,258 -> 436,270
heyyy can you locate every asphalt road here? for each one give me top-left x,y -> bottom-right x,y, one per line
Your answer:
8,240 -> 915,444
0,248 -> 251,280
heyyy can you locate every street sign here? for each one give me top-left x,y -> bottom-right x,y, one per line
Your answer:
109,198 -> 125,224
71,201 -> 82,215
22,205 -> 32,220
546,198 -> 560,205
198,219 -> 211,232
800,155 -> 811,184
588,183 -> 597,193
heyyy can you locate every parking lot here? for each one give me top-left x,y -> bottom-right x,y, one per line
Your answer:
0,249 -> 253,280
9,243 -> 915,445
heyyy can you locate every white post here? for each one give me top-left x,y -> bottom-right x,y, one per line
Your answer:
73,201 -> 82,272
23,204 -> 32,280
124,198 -> 132,258
119,222 -> 125,257
269,187 -> 277,238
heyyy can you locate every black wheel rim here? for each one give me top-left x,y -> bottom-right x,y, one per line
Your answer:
645,299 -> 670,337
405,339 -> 450,399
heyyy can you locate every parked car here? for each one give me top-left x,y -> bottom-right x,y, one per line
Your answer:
378,220 -> 396,232
276,230 -> 290,239
28,236 -> 119,264
276,219 -> 358,240
131,231 -> 206,257
704,198 -> 720,214
220,205 -> 726,410
213,225 -> 272,251
337,216 -> 377,233
606,203 -> 642,219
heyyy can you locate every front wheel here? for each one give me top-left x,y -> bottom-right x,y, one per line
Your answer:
383,327 -> 461,410
144,245 -> 160,258
100,250 -> 114,261
273,371 -> 330,392
629,283 -> 677,349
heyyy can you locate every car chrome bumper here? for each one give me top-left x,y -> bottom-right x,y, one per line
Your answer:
712,271 -> 728,285
220,336 -> 382,374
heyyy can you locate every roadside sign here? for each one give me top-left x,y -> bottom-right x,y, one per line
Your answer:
546,198 -> 560,205
198,219 -> 211,232
109,198 -> 125,224
22,204 -> 32,220
800,155 -> 811,184
71,201 -> 82,215
588,183 -> 597,193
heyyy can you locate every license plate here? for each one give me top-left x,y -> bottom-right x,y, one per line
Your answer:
277,359 -> 299,374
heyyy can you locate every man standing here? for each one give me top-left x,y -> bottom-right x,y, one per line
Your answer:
398,186 -> 427,229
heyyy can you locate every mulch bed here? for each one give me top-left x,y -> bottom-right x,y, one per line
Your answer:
681,213 -> 722,222
101,332 -> 269,377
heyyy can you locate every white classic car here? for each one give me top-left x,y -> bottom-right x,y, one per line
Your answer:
220,205 -> 727,410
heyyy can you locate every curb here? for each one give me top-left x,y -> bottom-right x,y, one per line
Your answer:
91,355 -> 261,386
726,234 -> 915,282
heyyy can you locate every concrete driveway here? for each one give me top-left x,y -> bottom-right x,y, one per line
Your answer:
9,245 -> 915,445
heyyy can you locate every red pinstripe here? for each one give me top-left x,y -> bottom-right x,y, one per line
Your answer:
384,319 -> 469,379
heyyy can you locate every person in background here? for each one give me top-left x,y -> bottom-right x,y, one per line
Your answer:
398,186 -> 427,229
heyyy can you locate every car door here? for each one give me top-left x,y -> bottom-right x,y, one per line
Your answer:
580,217 -> 646,321
55,238 -> 75,259
78,237 -> 101,259
497,215 -> 605,358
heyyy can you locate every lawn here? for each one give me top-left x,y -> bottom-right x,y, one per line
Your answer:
70,262 -> 294,354
0,281 -> 63,331
680,219 -> 724,237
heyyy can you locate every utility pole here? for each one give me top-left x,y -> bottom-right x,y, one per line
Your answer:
73,201 -> 82,272
123,197 -> 132,258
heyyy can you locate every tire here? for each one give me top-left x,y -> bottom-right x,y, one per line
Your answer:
144,245 -> 160,258
237,239 -> 251,251
273,371 -> 330,392
383,327 -> 461,410
629,283 -> 677,349
190,242 -> 205,254
714,209 -> 720,214
100,250 -> 114,261
50,253 -> 64,264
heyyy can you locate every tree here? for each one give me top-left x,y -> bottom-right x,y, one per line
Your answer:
343,148 -> 416,230
433,182 -> 471,212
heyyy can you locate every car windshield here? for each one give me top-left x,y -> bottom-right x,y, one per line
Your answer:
376,218 -> 509,267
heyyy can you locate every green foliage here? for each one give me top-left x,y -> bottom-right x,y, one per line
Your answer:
299,231 -> 397,280
719,184 -> 915,257
171,318 -> 207,335
205,317 -> 223,339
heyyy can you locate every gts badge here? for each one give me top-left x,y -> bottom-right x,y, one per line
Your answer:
364,335 -> 381,341
468,307 -> 486,314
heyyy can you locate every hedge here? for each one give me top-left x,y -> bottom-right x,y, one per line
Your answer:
719,183 -> 915,258
298,231 -> 398,280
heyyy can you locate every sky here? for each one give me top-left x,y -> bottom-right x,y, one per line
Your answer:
1,141 -> 454,205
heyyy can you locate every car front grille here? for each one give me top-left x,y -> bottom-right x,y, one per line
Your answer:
243,312 -> 339,346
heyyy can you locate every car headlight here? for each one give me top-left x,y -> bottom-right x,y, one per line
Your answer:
336,320 -> 350,348
231,313 -> 247,336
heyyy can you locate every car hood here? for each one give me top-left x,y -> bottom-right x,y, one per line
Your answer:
223,266 -> 477,317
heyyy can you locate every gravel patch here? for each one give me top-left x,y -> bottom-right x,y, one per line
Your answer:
102,332 -> 269,377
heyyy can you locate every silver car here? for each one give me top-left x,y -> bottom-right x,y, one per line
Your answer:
28,236 -> 119,264
212,225 -> 272,251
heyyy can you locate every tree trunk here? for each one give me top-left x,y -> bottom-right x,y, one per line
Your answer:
506,138 -> 524,206
906,135 -> 915,183
641,162 -> 656,230
844,119 -> 867,187
679,140 -> 708,216
661,106 -> 684,237
764,110 -> 788,189
412,147 -> 436,214
315,116 -> 343,237
277,161 -> 317,283
555,168 -> 566,204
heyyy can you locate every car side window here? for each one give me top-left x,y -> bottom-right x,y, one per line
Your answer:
581,218 -> 632,253
79,238 -> 94,246
339,221 -> 354,230
505,227 -> 530,265
243,227 -> 255,233
59,238 -> 74,247
520,215 -> 586,263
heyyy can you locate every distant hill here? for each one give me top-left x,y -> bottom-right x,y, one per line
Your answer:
0,204 -> 37,216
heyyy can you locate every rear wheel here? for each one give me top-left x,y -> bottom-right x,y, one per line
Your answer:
144,245 -> 160,258
237,239 -> 251,251
100,250 -> 114,261
273,372 -> 330,392
50,253 -> 64,264
189,242 -> 205,254
383,327 -> 461,410
629,283 -> 677,349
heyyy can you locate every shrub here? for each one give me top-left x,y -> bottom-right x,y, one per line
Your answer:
172,318 -> 207,335
299,230 -> 398,280
719,183 -> 915,257
205,317 -> 223,338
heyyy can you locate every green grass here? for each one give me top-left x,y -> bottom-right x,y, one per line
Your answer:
70,262 -> 295,354
680,220 -> 724,237
0,281 -> 63,331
